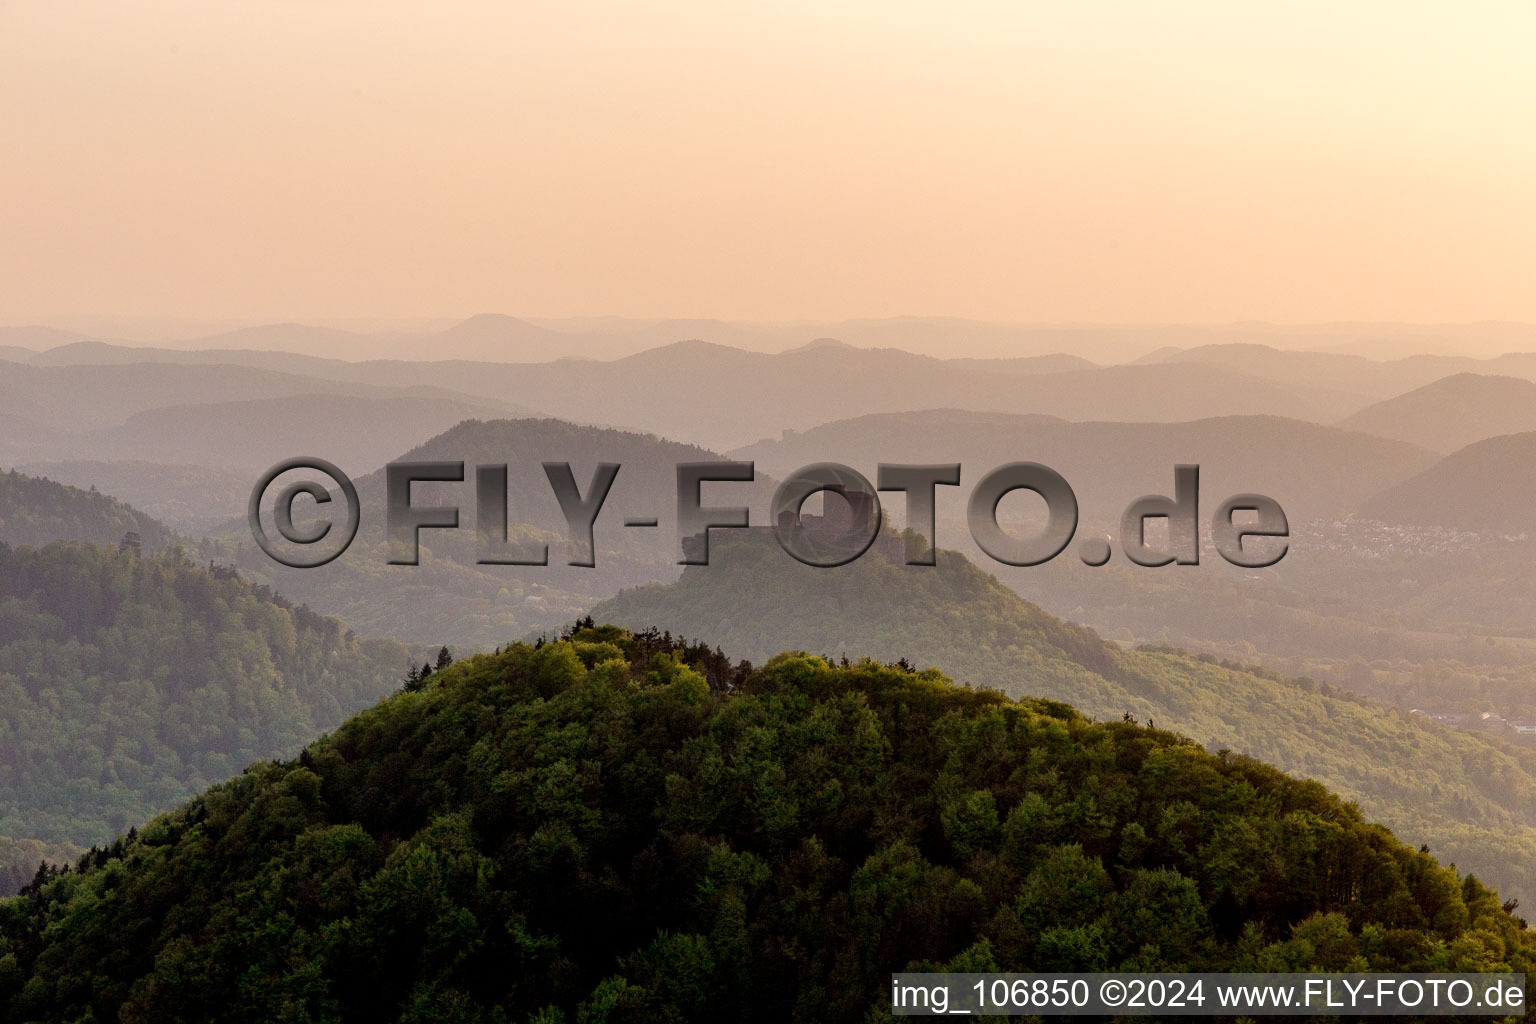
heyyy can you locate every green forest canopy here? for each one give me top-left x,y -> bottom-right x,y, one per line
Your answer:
592,533 -> 1536,910
1,627 -> 1530,1022
0,542 -> 410,846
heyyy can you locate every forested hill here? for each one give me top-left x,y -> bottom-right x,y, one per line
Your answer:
0,542 -> 411,847
591,533 -> 1536,909
1,628 -> 1528,1022
0,469 -> 175,552
229,416 -> 778,648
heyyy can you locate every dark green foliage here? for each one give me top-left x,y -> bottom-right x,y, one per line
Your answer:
0,542 -> 410,846
592,532 -> 1536,910
2,628 -> 1529,1022
0,469 -> 175,552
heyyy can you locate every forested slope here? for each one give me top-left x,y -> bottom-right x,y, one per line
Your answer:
593,534 -> 1536,908
1,628 -> 1528,1022
0,470 -> 175,552
0,542 -> 410,846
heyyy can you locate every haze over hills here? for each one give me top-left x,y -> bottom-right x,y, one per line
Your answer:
592,531 -> 1536,906
9,328 -> 1536,910
24,339 -> 368,376
1117,322 -> 1536,362
0,361 -> 531,471
225,418 -> 778,649
11,338 -> 1362,452
0,470 -> 176,552
83,393 -> 517,475
9,348 -> 1524,734
1360,431 -> 1536,534
0,362 -> 406,435
12,316 -> 1536,362
7,328 -> 1536,1015
15,0 -> 1536,1008
1135,343 -> 1401,398
25,327 -> 1536,456
732,409 -> 1435,525
942,353 -> 1097,375
107,315 -> 617,364
0,325 -> 92,351
15,461 -> 254,534
1338,374 -> 1536,453
343,344 -> 1364,450
1137,342 -> 1536,404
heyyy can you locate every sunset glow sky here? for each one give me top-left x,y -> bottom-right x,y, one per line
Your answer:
3,1 -> 1534,326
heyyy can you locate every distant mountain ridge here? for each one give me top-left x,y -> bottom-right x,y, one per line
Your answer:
1360,431 -> 1536,533
1136,342 -> 1536,405
283,344 -> 1364,449
0,360 -> 531,471
6,336 -> 1363,452
226,417 -> 778,648
1338,374 -> 1536,452
28,324 -> 1536,452
23,326 -> 1536,451
15,460 -> 260,533
731,408 -> 1435,523
84,392 -> 517,473
11,316 -> 1536,363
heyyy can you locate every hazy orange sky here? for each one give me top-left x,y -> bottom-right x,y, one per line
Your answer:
3,1 -> 1534,326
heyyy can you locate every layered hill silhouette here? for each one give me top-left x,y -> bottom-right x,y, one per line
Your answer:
1360,431 -> 1536,534
229,418 -> 777,648
384,343 -> 1364,449
15,316 -> 1536,363
0,325 -> 91,352
29,331 -> 1536,457
592,532 -> 1536,905
732,409 -> 1434,524
1,628 -> 1530,1021
81,392 -> 515,474
1339,374 -> 1536,453
1136,342 -> 1410,399
0,361 -> 444,434
14,460 -> 251,533
725,408 -> 1536,677
1137,342 -> 1536,407
0,360 -> 528,469
3,339 -> 1364,451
